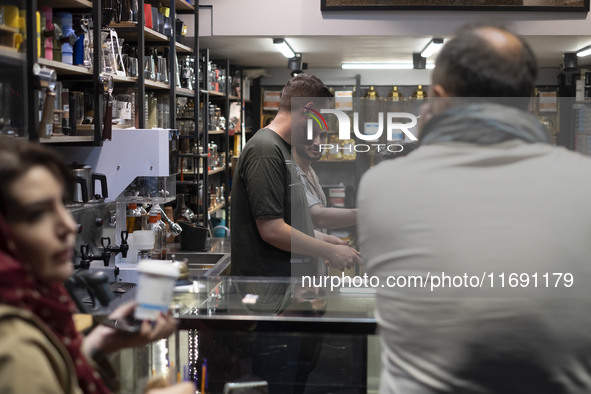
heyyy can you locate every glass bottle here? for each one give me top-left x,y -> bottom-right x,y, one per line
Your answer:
126,203 -> 142,233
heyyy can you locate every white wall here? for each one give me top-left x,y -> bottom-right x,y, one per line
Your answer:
198,0 -> 591,37
190,0 -> 577,85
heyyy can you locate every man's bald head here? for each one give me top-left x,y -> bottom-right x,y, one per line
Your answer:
431,24 -> 537,102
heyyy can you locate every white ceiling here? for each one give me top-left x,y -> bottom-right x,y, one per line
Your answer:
199,35 -> 591,70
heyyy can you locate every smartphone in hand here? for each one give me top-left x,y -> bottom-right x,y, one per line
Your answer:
100,317 -> 142,333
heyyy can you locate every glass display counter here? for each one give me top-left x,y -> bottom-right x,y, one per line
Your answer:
114,276 -> 380,394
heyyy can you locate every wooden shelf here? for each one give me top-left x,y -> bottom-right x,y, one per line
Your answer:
38,58 -> 91,76
144,27 -> 169,42
208,201 -> 225,215
208,166 -> 225,175
176,87 -> 195,97
175,0 -> 195,12
39,135 -> 95,144
175,42 -> 193,53
145,80 -> 171,90
201,90 -> 225,97
110,22 -> 169,43
112,74 -> 138,83
0,25 -> 18,34
157,0 -> 194,11
38,0 -> 92,8
0,46 -> 23,63
208,130 -> 225,135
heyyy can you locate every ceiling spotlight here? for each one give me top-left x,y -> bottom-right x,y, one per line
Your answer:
413,53 -> 426,70
273,38 -> 295,58
288,53 -> 308,77
563,53 -> 578,71
288,53 -> 303,71
421,38 -> 444,58
577,45 -> 591,57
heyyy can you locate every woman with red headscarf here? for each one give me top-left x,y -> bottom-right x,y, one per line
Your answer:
0,140 -> 194,394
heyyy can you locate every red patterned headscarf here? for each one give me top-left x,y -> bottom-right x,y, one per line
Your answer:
0,213 -> 111,394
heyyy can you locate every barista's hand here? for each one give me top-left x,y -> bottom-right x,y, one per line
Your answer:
324,244 -> 362,271
316,232 -> 348,246
83,302 -> 178,356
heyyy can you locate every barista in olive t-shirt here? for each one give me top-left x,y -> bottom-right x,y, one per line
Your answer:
230,74 -> 360,281
231,127 -> 317,277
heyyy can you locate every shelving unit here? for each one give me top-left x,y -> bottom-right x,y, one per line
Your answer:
174,50 -> 252,229
7,0 -> 246,233
0,0 -> 204,143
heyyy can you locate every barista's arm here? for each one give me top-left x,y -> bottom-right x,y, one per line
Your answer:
256,218 -> 361,270
309,205 -> 357,229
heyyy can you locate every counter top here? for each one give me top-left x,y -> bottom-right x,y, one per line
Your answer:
167,237 -> 231,255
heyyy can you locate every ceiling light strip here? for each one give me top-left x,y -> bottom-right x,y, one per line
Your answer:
421,38 -> 445,58
273,38 -> 296,59
341,63 -> 434,70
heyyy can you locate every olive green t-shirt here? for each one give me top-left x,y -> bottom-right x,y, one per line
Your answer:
231,128 -> 317,277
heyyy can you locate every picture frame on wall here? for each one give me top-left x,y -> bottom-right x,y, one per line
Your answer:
320,0 -> 589,12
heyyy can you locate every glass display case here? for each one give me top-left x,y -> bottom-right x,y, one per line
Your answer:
113,276 -> 380,394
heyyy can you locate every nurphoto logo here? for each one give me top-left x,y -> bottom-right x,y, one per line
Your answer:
305,108 -> 419,154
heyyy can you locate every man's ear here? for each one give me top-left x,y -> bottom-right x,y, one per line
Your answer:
431,84 -> 450,98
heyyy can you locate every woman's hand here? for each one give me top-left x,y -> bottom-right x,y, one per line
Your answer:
83,302 -> 179,357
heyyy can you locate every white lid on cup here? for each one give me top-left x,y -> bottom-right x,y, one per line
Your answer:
138,260 -> 180,278
134,230 -> 155,250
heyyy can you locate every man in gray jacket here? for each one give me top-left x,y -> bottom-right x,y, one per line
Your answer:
358,23 -> 591,394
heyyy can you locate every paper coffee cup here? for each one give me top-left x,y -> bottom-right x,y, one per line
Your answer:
135,260 -> 179,320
